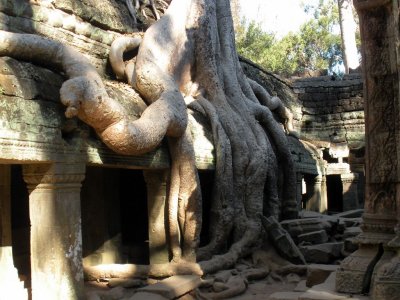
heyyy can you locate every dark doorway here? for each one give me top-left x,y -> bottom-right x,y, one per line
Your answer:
81,167 -> 149,265
198,170 -> 215,247
327,174 -> 343,213
10,165 -> 31,290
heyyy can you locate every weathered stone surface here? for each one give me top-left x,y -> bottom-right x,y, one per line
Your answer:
23,162 -> 86,300
339,217 -> 361,227
269,291 -> 304,300
294,280 -> 308,292
342,238 -> 358,255
306,264 -> 338,287
53,0 -> 135,33
280,218 -> 332,239
137,275 -> 201,299
342,226 -> 361,239
372,254 -> 400,300
300,272 -> 370,300
300,242 -> 343,264
333,209 -> 364,218
336,245 -> 380,294
298,230 -> 329,245
286,273 -> 302,284
262,216 -> 306,264
129,292 -> 169,300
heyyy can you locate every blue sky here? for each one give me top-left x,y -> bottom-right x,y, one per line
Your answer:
239,0 -> 319,38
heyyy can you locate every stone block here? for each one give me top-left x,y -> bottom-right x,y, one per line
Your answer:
298,230 -> 329,245
342,226 -> 362,239
129,292 -> 169,300
299,290 -> 358,300
298,210 -> 324,219
306,264 -> 338,287
280,218 -> 332,238
336,246 -> 379,294
333,209 -> 363,219
294,280 -> 308,292
343,238 -> 358,254
286,273 -> 302,283
300,242 -> 343,264
269,292 -> 304,300
339,217 -> 361,227
137,275 -> 201,299
300,272 -> 370,300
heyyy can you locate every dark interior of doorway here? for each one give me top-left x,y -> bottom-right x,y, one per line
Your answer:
327,174 -> 343,213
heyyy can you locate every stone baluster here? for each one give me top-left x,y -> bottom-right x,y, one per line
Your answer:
0,165 -> 28,299
143,170 -> 169,264
23,162 -> 85,300
336,0 -> 400,297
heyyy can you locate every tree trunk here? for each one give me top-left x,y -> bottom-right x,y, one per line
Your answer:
338,0 -> 360,72
0,0 -> 297,275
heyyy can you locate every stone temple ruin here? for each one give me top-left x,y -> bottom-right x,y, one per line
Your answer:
0,0 -> 399,299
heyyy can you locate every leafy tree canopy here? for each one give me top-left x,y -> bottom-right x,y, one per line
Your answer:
236,0 -> 349,77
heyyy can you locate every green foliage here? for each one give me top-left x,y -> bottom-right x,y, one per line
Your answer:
235,0 -> 346,77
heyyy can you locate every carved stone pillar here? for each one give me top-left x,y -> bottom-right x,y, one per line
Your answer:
336,0 -> 400,297
304,175 -> 323,212
143,170 -> 169,264
296,173 -> 303,211
23,162 -> 85,300
341,173 -> 359,211
0,165 -> 28,299
319,175 -> 327,213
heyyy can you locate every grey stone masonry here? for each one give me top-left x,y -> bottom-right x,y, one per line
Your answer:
292,74 -> 364,149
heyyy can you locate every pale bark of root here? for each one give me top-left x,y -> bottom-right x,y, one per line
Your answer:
0,30 -> 185,155
109,35 -> 142,81
167,126 -> 202,262
189,0 -> 275,271
248,78 -> 296,135
84,262 -> 203,280
188,98 -> 234,261
0,0 -> 298,278
254,105 -> 298,219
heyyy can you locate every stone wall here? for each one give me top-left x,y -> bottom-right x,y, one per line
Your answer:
242,58 -> 365,172
293,74 -> 364,150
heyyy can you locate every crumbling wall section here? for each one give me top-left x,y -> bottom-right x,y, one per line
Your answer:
293,74 -> 364,150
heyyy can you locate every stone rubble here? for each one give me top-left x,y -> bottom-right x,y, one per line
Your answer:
84,209 -> 366,299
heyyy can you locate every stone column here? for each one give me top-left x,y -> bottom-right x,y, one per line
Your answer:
304,175 -> 323,212
143,170 -> 169,264
319,175 -> 328,213
23,162 -> 85,300
0,165 -> 28,299
296,173 -> 303,211
341,173 -> 359,211
336,0 -> 400,297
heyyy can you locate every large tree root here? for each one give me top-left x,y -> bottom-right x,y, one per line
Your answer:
84,262 -> 203,281
0,0 -> 298,279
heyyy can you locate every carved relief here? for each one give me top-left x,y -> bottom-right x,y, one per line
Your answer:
365,183 -> 397,215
